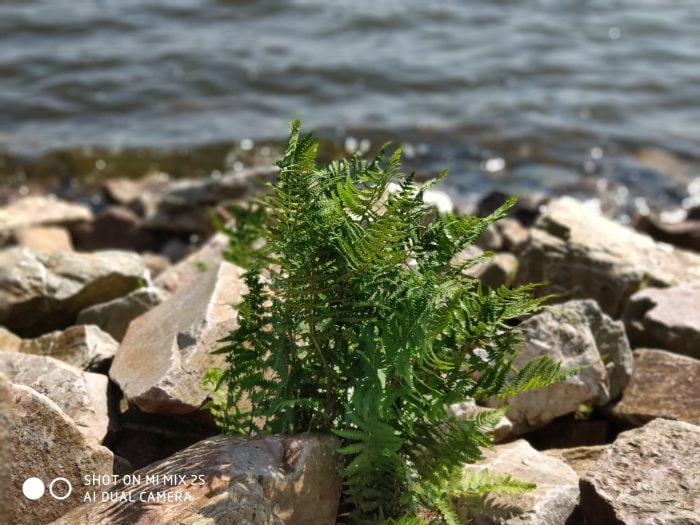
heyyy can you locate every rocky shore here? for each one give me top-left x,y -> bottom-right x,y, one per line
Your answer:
2,169 -> 700,524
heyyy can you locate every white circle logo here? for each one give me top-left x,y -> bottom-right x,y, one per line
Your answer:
22,478 -> 45,500
49,478 -> 72,500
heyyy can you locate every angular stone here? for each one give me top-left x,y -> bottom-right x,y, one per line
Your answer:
543,445 -> 609,476
473,252 -> 519,289
636,214 -> 700,253
12,226 -> 73,252
0,195 -> 92,232
516,197 -> 700,316
4,374 -> 114,525
155,232 -> 228,294
51,434 -> 341,525
493,300 -> 631,434
0,327 -> 21,352
77,287 -> 166,342
0,351 -> 110,442
457,439 -> 579,524
110,261 -> 245,415
580,418 -> 700,524
140,252 -> 170,278
19,324 -> 118,371
610,348 -> 700,426
0,247 -> 149,336
623,282 -> 700,359
449,400 -> 513,442
71,206 -> 156,252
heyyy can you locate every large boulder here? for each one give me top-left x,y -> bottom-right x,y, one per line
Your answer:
76,287 -> 166,342
0,351 -> 110,442
610,348 -> 700,426
0,327 -> 22,352
457,439 -> 579,524
516,197 -> 700,316
19,324 -> 118,372
0,247 -> 149,336
492,300 -> 632,434
623,281 -> 700,359
155,232 -> 228,294
580,418 -> 700,524
3,374 -> 114,525
51,434 -> 341,525
110,261 -> 245,415
11,226 -> 73,252
0,195 -> 92,234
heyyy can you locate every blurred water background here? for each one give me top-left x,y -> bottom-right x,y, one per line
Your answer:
2,0 -> 700,216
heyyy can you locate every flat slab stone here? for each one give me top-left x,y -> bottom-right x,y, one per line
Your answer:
543,445 -> 609,476
623,281 -> 700,359
110,261 -> 245,415
51,434 -> 341,525
0,351 -> 110,442
458,439 -> 579,524
580,418 -> 700,524
0,247 -> 149,336
516,197 -> 700,316
611,348 -> 700,426
0,195 -> 92,232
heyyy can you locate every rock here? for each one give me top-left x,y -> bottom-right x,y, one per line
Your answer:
4,374 -> 114,525
522,415 -> 611,450
492,300 -> 631,434
580,418 -> 700,524
543,445 -> 609,476
51,434 -> 341,525
0,351 -> 110,442
71,206 -> 156,252
19,324 -> 118,371
140,252 -> 170,278
11,226 -> 73,252
77,287 -> 167,342
457,439 -> 579,524
155,232 -> 228,294
623,282 -> 700,359
477,191 -> 546,227
0,195 -> 92,233
423,189 -> 454,214
449,400 -> 513,442
516,197 -> 700,316
498,218 -> 529,252
610,348 -> 700,426
110,261 -> 245,415
0,327 -> 21,352
474,252 -> 519,289
0,247 -> 149,337
636,214 -> 700,252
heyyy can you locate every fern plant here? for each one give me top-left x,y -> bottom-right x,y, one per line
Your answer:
208,120 -> 568,522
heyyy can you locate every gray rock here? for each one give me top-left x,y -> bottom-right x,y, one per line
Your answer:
51,434 -> 341,525
0,195 -> 92,232
77,287 -> 166,342
3,374 -> 114,525
0,351 -> 110,442
110,261 -> 245,415
155,232 -> 228,294
19,324 -> 118,371
0,247 -> 149,336
516,197 -> 700,316
580,418 -> 700,524
492,300 -> 631,434
610,348 -> 700,426
623,281 -> 700,359
457,439 -> 579,524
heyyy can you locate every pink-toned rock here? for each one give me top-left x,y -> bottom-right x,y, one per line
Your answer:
623,281 -> 700,359
110,261 -> 245,415
51,434 -> 341,525
0,351 -> 110,442
610,348 -> 700,426
580,418 -> 700,524
12,226 -> 73,252
3,374 -> 114,525
155,232 -> 228,294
